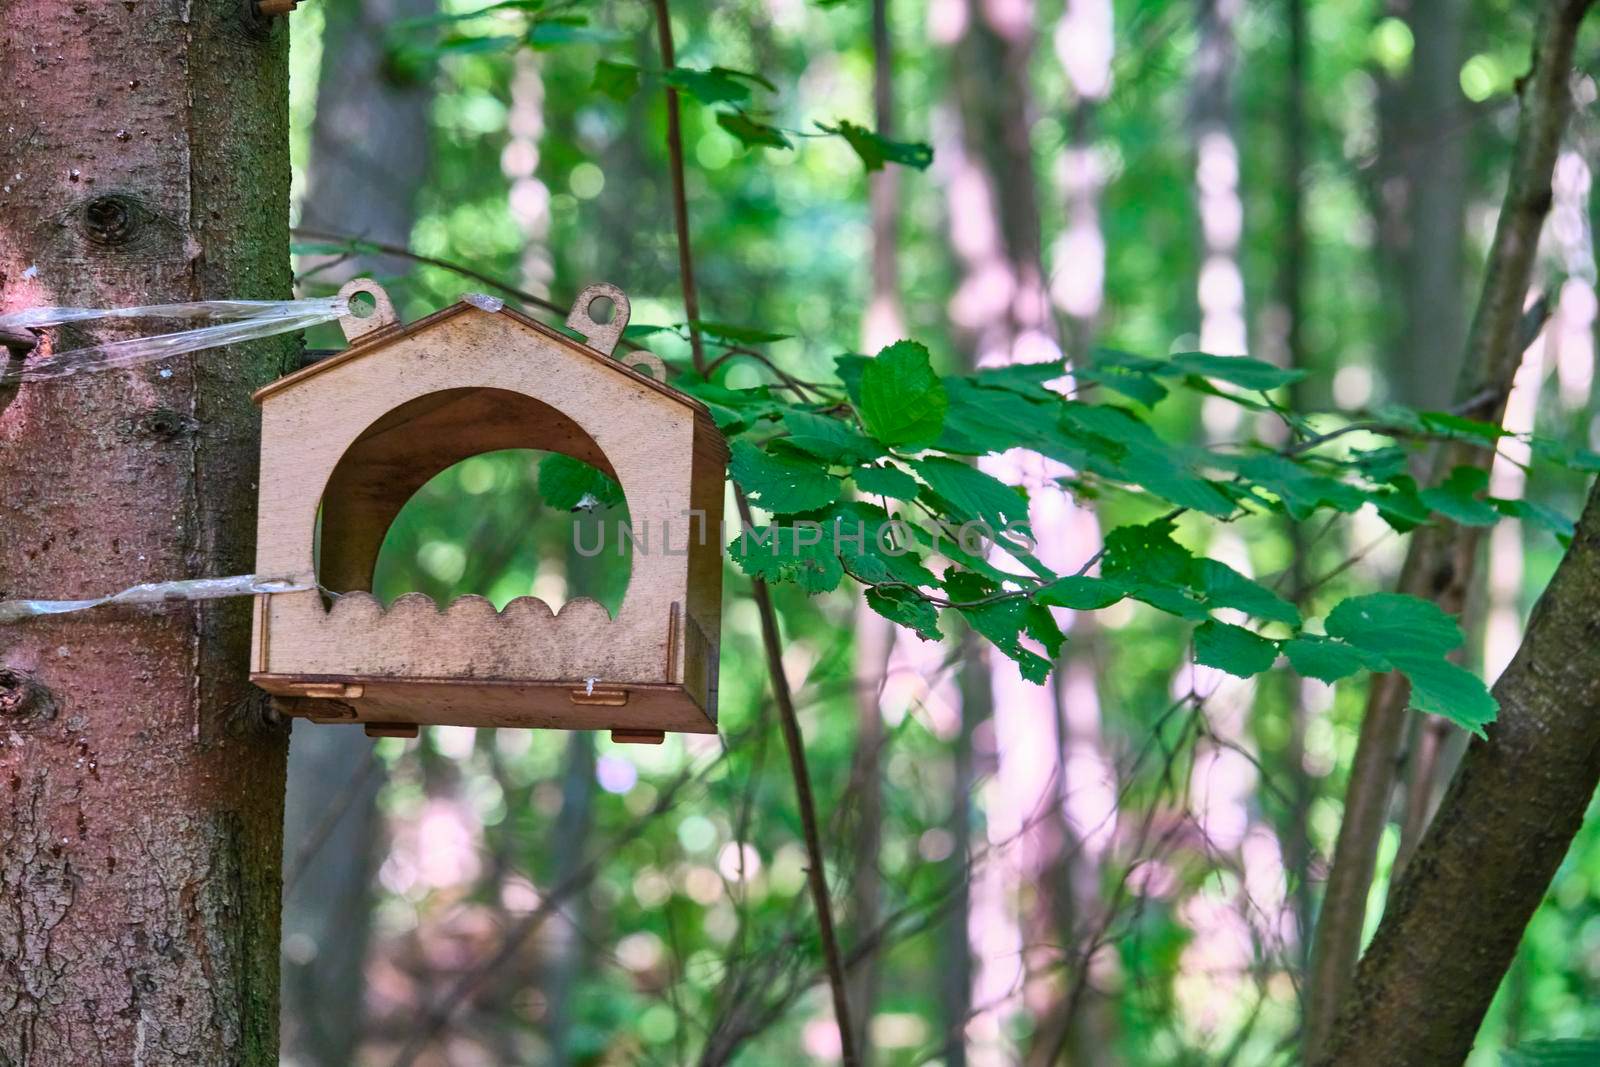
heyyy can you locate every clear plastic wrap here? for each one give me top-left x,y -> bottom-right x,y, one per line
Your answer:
0,296 -> 348,383
0,575 -> 310,623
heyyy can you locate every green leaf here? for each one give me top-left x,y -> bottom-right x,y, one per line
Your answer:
852,463 -> 921,500
858,340 -> 948,445
781,409 -> 883,464
1195,559 -> 1301,627
1099,520 -> 1209,619
1102,520 -> 1194,587
717,111 -> 793,150
947,574 -> 1052,683
1492,497 -> 1575,543
537,454 -> 623,510
1282,636 -> 1370,683
526,18 -> 622,47
1072,365 -> 1169,407
867,586 -> 942,641
969,359 -> 1068,396
434,33 -> 519,54
1349,445 -> 1410,483
1419,410 -> 1509,442
1194,621 -> 1279,678
728,524 -> 845,593
730,440 -> 843,514
1324,592 -> 1463,657
1062,404 -> 1238,516
1391,652 -> 1498,736
911,457 -> 1031,543
1421,465 -> 1501,526
591,59 -> 641,101
692,319 -> 792,344
1027,602 -> 1066,659
1373,475 -> 1433,532
664,66 -> 774,105
819,119 -> 934,171
1167,352 -> 1307,392
622,322 -> 674,339
1220,453 -> 1368,520
1529,436 -> 1600,473
1502,1039 -> 1600,1067
1037,576 -> 1128,611
937,378 -> 1081,458
1318,592 -> 1496,732
826,501 -> 937,587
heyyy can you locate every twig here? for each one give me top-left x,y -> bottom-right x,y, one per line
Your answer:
736,488 -> 860,1065
648,0 -> 708,375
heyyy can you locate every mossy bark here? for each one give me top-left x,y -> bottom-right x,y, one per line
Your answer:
0,2 -> 293,1063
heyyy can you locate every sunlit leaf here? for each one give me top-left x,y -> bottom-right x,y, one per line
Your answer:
852,462 -> 921,500
858,340 -> 947,445
1194,620 -> 1278,678
730,440 -> 844,514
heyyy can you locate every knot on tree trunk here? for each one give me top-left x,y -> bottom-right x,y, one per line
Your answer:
0,668 -> 55,723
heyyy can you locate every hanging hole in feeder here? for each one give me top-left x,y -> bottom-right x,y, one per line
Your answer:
336,278 -> 399,342
564,282 -> 630,356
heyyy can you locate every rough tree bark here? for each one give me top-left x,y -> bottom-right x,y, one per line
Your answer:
1303,0 -> 1592,1054
0,3 -> 294,1065
1321,450 -> 1600,1064
282,2 -> 433,1061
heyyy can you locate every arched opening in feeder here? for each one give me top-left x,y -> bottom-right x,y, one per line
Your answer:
312,386 -> 636,618
366,447 -> 633,614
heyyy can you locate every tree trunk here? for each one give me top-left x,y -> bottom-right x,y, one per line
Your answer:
1377,0 -> 1471,890
1303,0 -> 1591,1053
1321,468 -> 1600,1065
846,0 -> 901,1049
298,0 -> 435,282
1384,0 -> 1469,411
281,3 -> 434,1062
0,3 -> 293,1065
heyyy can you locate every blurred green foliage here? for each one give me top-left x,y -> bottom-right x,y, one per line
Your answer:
283,0 -> 1600,1062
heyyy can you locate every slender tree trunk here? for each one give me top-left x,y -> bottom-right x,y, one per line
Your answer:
541,731 -> 596,1064
1192,0 -> 1248,360
1381,0 -> 1470,887
1025,4 -> 1121,1058
1275,0 -> 1318,968
846,1 -> 901,1049
1306,0 -> 1594,1056
298,0 -> 435,282
281,3 -> 434,1062
940,637 -> 989,1067
1382,0 -> 1469,411
0,3 -> 293,1064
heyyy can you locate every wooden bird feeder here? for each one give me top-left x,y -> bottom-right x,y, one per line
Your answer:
249,279 -> 727,743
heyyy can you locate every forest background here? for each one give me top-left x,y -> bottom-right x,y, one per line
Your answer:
188,0 -> 1600,1062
